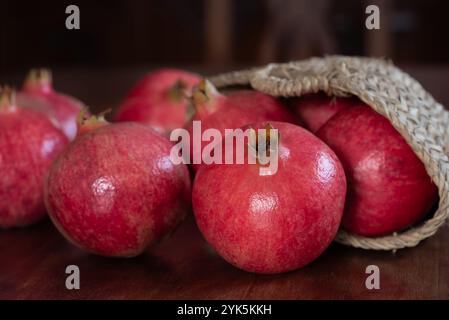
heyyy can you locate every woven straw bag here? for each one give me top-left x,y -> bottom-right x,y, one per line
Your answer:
209,55 -> 449,251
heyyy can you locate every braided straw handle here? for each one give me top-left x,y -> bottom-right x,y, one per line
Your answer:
209,56 -> 449,250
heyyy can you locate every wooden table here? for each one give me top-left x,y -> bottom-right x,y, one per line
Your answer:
1,215 -> 448,299
1,66 -> 448,300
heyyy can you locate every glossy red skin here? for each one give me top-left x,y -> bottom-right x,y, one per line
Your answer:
19,83 -> 84,141
193,121 -> 347,274
45,123 -> 191,257
0,107 -> 68,228
186,90 -> 295,172
317,105 -> 438,236
293,93 -> 357,133
115,69 -> 200,134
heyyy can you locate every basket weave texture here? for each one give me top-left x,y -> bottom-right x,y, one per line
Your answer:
209,56 -> 449,250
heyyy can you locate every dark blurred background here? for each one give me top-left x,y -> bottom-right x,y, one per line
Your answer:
1,0 -> 449,110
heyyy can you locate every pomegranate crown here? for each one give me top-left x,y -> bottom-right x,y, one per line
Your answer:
76,108 -> 110,137
187,79 -> 222,120
24,68 -> 53,90
248,123 -> 280,158
167,79 -> 188,102
0,86 -> 17,110
191,79 -> 219,105
77,108 -> 110,126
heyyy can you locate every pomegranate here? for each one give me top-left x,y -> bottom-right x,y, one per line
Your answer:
44,115 -> 191,257
0,87 -> 68,228
185,80 -> 295,172
193,121 -> 347,274
18,68 -> 85,141
292,93 -> 356,133
317,104 -> 438,236
115,68 -> 200,134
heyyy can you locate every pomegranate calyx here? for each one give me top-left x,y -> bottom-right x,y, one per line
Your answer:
0,86 -> 17,111
167,79 -> 188,102
24,68 -> 53,93
76,108 -> 110,136
191,79 -> 211,105
188,79 -> 222,119
248,123 -> 280,159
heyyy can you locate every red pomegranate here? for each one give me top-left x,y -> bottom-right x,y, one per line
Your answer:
292,93 -> 357,132
45,116 -> 191,257
0,87 -> 68,228
193,121 -> 347,274
18,69 -> 85,141
184,80 -> 295,172
317,104 -> 438,236
115,68 -> 200,134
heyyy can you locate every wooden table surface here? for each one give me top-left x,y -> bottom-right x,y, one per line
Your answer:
1,66 -> 448,300
1,215 -> 448,300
